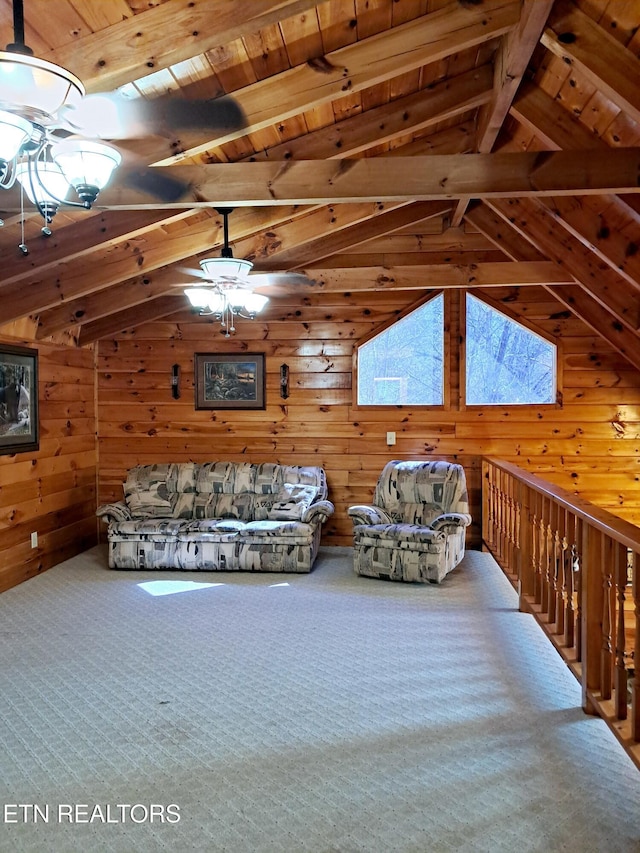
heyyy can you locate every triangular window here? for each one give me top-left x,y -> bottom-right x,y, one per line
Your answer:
357,293 -> 444,406
465,293 -> 556,405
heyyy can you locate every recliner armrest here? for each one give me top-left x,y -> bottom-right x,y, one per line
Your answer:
348,505 -> 394,526
301,499 -> 335,524
430,512 -> 472,533
96,501 -> 132,524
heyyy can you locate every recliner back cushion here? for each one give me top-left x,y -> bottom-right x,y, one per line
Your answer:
374,460 -> 468,525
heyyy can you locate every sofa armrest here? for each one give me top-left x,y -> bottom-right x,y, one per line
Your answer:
348,505 -> 394,526
301,499 -> 335,524
96,501 -> 132,524
430,512 -> 472,533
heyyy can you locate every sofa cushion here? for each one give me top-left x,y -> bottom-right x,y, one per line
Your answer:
108,518 -> 191,541
127,485 -> 195,520
268,483 -> 320,520
193,492 -> 257,521
124,462 -> 197,519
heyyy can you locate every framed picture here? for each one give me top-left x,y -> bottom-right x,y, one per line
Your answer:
0,343 -> 39,455
194,352 -> 265,410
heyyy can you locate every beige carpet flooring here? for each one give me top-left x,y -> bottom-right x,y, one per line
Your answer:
0,545 -> 639,853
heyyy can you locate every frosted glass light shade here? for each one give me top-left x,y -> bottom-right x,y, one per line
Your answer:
200,256 -> 253,279
15,160 -> 69,204
184,288 -> 214,308
0,109 -> 32,160
0,51 -> 83,120
51,139 -> 121,192
242,292 -> 268,313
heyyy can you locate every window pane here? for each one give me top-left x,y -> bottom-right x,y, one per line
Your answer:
465,294 -> 556,405
357,294 -> 444,405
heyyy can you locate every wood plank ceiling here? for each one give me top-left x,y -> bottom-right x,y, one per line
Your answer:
1,0 -> 640,362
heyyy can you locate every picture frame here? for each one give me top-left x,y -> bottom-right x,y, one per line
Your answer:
0,343 -> 39,455
194,352 -> 265,410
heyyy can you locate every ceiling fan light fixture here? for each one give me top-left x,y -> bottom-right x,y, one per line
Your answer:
0,50 -> 83,121
0,0 -> 124,242
200,256 -> 253,280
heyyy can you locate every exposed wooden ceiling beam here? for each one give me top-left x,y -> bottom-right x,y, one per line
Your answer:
295,261 -> 573,292
92,150 -> 640,209
477,0 -> 556,153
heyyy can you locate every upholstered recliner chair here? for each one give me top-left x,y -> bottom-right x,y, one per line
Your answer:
348,460 -> 472,584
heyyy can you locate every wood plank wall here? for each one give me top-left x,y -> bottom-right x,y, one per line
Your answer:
0,334 -> 97,593
95,287 -> 640,548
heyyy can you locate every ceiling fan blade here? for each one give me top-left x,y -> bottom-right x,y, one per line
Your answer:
249,273 -> 315,287
122,166 -> 191,202
178,265 -> 210,281
60,92 -> 245,139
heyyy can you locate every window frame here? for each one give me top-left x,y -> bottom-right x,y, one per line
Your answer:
460,290 -> 562,410
352,291 -> 450,411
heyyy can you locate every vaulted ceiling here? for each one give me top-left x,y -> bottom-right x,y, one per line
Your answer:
2,0 -> 640,363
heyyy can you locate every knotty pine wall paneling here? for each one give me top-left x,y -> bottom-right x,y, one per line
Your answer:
0,336 -> 98,592
95,288 -> 640,548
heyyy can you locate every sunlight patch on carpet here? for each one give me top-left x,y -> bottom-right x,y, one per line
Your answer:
137,580 -> 225,596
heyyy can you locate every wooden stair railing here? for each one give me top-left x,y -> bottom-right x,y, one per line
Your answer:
482,457 -> 639,770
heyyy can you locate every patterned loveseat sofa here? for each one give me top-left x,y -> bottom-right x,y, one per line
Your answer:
96,461 -> 334,572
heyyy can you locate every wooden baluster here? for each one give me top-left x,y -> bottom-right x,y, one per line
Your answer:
482,461 -> 492,551
614,542 -> 628,721
540,497 -> 551,614
498,469 -> 506,566
632,550 -> 640,742
556,506 -> 567,638
507,474 -> 517,579
494,471 -> 501,556
536,496 -> 543,606
575,517 -> 583,664
518,482 -> 533,603
581,524 -> 604,714
600,536 -> 614,701
547,501 -> 559,625
564,512 -> 577,651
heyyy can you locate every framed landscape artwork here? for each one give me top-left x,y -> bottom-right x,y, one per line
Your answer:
194,352 -> 265,410
0,343 -> 39,455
